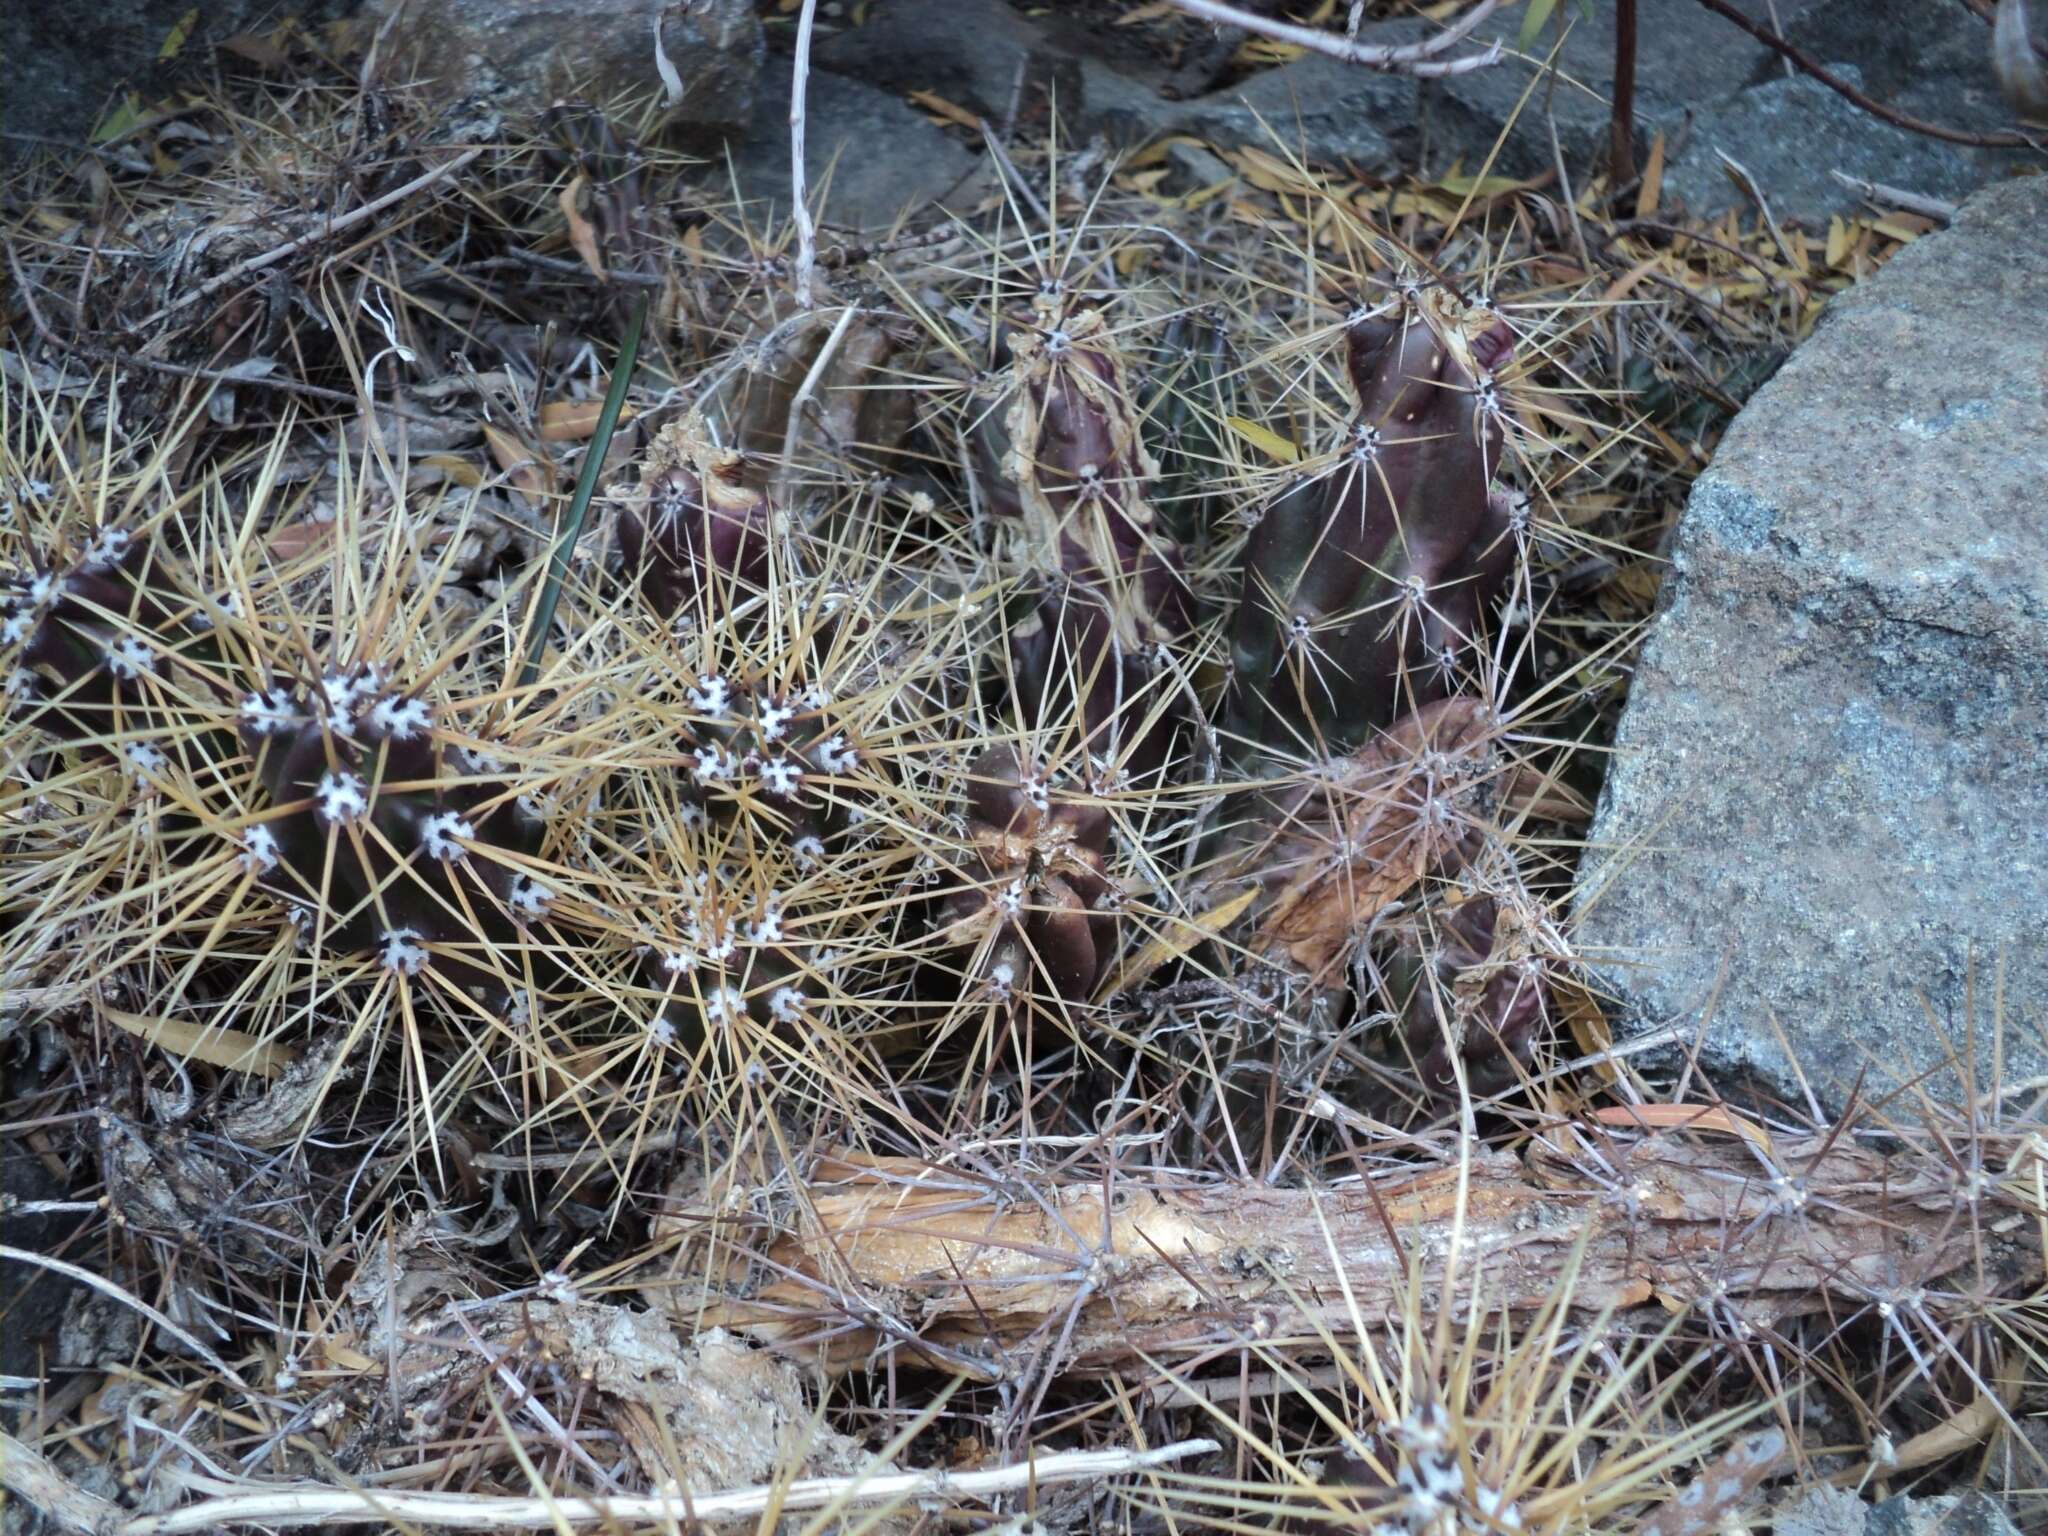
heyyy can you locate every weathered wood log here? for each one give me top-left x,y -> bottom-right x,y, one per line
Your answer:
674,1123 -> 2042,1378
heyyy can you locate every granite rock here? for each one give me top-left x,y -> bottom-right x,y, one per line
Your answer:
722,69 -> 980,232
1573,175 -> 2048,1110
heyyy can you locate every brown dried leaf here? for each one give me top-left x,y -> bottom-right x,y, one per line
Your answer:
538,394 -> 634,441
484,422 -> 556,505
559,174 -> 606,281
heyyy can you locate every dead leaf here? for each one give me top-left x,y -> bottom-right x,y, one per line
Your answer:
539,395 -> 634,441
907,89 -> 980,130
103,1005 -> 297,1078
265,518 -> 334,560
484,422 -> 557,504
1634,131 -> 1665,219
559,175 -> 606,281
1589,1102 -> 1775,1154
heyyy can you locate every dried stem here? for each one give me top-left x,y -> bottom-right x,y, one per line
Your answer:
695,1130 -> 2035,1376
790,0 -> 821,308
1611,0 -> 1639,185
0,1431 -> 1217,1534
1163,0 -> 1504,75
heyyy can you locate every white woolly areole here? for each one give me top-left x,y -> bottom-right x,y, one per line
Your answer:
26,573 -> 55,609
756,700 -> 794,741
757,755 -> 803,798
510,876 -> 553,920
380,928 -> 428,976
240,824 -> 281,873
122,740 -> 165,776
105,633 -> 155,679
368,694 -> 433,740
746,898 -> 784,944
816,734 -> 858,774
687,673 -> 731,716
421,811 -> 473,860
1,609 -> 31,647
769,986 -> 805,1024
81,526 -> 130,569
239,688 -> 302,736
321,671 -> 369,731
691,743 -> 736,786
704,986 -> 747,1027
792,834 -> 825,870
5,666 -> 35,698
315,770 -> 370,825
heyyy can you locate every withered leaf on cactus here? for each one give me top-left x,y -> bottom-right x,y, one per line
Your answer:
1225,695 -> 1497,980
996,303 -> 1192,762
1230,287 -> 1519,755
708,288 -> 913,473
614,414 -> 772,620
940,746 -> 1120,1006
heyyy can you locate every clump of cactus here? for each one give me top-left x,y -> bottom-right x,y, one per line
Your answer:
3,523 -> 200,768
1228,283 -> 1521,756
236,658 -> 551,1007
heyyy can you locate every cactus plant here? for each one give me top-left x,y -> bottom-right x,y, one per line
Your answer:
614,413 -> 774,621
1228,285 -> 1519,757
236,660 -> 551,1005
3,524 -> 203,765
938,745 -> 1120,1009
989,298 -> 1194,771
1384,889 -> 1555,1102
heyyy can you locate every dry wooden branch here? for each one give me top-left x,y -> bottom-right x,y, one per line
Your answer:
1165,0 -> 1504,76
0,1429 -> 1217,1534
684,1129 -> 2039,1377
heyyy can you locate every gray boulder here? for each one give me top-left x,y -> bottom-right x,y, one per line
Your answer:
721,70 -> 980,233
1572,175 -> 2048,1112
1,0 -> 359,151
1867,1492 -> 2024,1536
369,0 -> 762,131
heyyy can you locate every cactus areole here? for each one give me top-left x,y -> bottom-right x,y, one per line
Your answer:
1230,286 -> 1518,755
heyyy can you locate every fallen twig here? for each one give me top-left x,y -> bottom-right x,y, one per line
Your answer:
0,1430 -> 1218,1534
1828,172 -> 1961,222
1164,0 -> 1503,75
686,1129 -> 2040,1376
